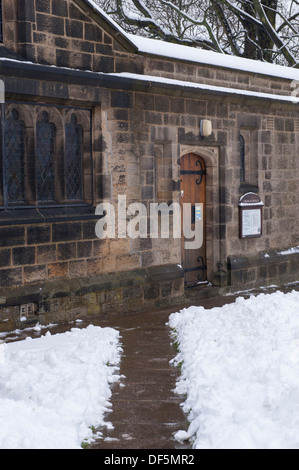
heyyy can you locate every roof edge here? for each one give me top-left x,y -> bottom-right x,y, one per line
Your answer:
1,59 -> 299,106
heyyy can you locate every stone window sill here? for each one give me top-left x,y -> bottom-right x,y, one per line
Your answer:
0,205 -> 99,226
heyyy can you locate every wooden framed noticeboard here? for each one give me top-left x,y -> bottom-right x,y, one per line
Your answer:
239,193 -> 264,239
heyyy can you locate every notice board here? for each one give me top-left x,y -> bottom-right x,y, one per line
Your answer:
239,193 -> 264,239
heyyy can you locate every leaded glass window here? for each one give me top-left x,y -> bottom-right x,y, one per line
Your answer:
36,111 -> 55,203
1,103 -> 92,209
65,114 -> 83,201
5,109 -> 25,204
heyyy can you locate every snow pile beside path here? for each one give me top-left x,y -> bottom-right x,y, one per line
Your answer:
169,291 -> 299,449
0,325 -> 122,449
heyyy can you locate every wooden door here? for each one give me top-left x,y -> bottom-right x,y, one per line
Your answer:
180,153 -> 207,287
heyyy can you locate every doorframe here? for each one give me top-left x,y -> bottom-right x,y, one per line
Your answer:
179,146 -> 221,285
179,153 -> 207,286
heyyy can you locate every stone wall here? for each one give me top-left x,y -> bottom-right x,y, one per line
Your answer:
0,0 -> 299,331
103,85 -> 299,288
228,250 -> 299,289
143,56 -> 294,98
2,0 -> 143,73
1,59 -> 299,325
0,220 -> 111,288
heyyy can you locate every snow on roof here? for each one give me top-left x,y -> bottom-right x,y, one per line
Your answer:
128,34 -> 299,82
108,71 -> 299,104
82,1 -> 299,82
1,55 -> 298,104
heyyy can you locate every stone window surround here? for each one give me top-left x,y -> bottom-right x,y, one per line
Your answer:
1,101 -> 93,209
239,128 -> 259,189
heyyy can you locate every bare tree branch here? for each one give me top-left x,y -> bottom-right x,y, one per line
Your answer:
210,0 -> 242,55
252,0 -> 299,66
156,0 -> 224,52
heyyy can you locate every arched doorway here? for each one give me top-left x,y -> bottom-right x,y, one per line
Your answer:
180,153 -> 207,286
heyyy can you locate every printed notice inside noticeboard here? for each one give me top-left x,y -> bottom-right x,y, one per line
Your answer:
239,193 -> 264,239
241,209 -> 262,238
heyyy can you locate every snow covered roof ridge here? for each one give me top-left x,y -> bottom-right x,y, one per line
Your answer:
128,34 -> 299,82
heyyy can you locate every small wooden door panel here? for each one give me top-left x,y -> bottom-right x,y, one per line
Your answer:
180,153 -> 207,286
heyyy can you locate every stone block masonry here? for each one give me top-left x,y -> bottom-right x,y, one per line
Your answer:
1,0 -> 299,331
0,73 -> 298,330
0,264 -> 185,333
228,250 -> 299,289
0,219 -> 144,288
2,0 -> 143,74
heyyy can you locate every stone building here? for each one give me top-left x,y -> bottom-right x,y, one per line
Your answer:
0,0 -> 299,331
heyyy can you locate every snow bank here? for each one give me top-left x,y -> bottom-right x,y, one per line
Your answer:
0,325 -> 122,449
169,290 -> 299,449
278,246 -> 299,256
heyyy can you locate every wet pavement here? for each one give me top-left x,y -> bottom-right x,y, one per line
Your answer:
89,308 -> 191,450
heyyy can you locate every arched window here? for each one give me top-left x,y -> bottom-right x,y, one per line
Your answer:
5,109 -> 25,205
36,111 -> 55,203
65,114 -> 83,201
240,134 -> 245,182
1,103 -> 92,210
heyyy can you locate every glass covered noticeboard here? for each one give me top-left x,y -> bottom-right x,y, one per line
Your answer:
239,193 -> 264,239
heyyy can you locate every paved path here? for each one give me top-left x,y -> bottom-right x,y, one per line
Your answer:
90,308 -> 191,450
